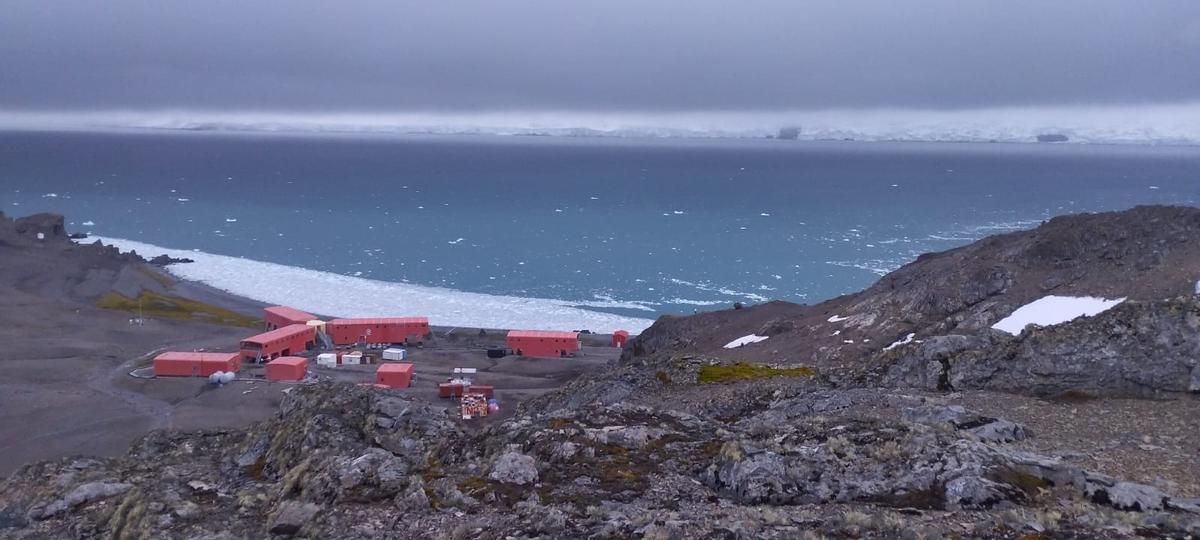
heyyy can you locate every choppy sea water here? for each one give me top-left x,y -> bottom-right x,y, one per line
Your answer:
4,130 -> 1199,331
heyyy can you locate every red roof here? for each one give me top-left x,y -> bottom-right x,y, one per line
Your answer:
377,363 -> 414,373
508,330 -> 579,340
268,356 -> 307,367
613,330 -> 630,336
155,352 -> 238,362
242,324 -> 313,345
265,306 -> 317,322
328,317 -> 429,326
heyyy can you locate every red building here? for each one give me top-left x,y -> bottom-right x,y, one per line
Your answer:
266,356 -> 308,381
612,330 -> 630,348
240,324 -> 316,363
375,363 -> 414,388
263,305 -> 317,331
154,352 -> 242,377
506,330 -> 580,358
326,317 -> 430,346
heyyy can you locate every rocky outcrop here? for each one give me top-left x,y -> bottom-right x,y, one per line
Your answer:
2,383 -> 1198,538
875,297 -> 1200,397
627,206 -> 1200,372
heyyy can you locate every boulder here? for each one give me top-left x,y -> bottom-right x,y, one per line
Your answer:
489,452 -> 539,486
267,501 -> 320,536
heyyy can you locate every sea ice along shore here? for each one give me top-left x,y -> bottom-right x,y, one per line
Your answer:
89,237 -> 654,333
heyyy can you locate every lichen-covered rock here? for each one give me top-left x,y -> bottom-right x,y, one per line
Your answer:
33,481 -> 132,519
488,452 -> 539,486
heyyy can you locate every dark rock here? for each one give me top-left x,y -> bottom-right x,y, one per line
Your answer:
1037,133 -> 1070,143
147,254 -> 194,266
267,501 -> 320,535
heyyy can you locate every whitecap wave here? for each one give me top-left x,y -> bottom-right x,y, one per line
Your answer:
89,237 -> 653,333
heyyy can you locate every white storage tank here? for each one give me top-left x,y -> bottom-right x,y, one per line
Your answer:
383,348 -> 407,361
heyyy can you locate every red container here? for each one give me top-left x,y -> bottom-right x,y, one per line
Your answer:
326,317 -> 430,346
470,384 -> 495,399
200,353 -> 241,376
506,330 -> 580,358
263,306 -> 316,330
240,324 -> 316,363
266,356 -> 308,381
612,330 -> 630,348
154,352 -> 240,377
375,363 -> 414,388
438,383 -> 464,398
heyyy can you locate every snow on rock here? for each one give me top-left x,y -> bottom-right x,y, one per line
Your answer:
724,334 -> 770,349
883,333 -> 916,351
827,314 -> 850,323
991,295 -> 1126,335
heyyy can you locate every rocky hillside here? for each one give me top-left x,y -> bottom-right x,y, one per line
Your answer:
2,205 -> 1199,538
630,205 -> 1200,370
2,382 -> 1198,538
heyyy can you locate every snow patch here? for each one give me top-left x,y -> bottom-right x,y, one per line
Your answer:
883,333 -> 916,351
827,314 -> 850,323
991,295 -> 1126,335
724,334 -> 769,349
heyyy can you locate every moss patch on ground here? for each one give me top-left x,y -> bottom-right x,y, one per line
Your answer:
697,362 -> 816,384
96,290 -> 260,328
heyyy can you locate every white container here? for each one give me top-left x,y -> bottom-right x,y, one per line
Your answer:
316,353 -> 337,367
342,352 -> 363,366
383,348 -> 407,361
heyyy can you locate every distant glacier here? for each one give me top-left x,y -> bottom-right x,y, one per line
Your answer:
5,103 -> 1200,145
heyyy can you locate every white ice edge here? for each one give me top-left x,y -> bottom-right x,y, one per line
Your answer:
89,236 -> 652,334
991,295 -> 1126,335
724,334 -> 769,348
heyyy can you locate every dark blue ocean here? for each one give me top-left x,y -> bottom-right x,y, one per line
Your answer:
3,130 -> 1199,322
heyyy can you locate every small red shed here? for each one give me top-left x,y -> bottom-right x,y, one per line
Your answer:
439,382 -> 465,398
240,324 -> 316,363
375,363 -> 414,388
326,317 -> 430,346
264,306 -> 317,331
266,356 -> 308,381
154,352 -> 241,377
506,330 -> 580,358
470,384 -> 495,399
612,330 -> 630,348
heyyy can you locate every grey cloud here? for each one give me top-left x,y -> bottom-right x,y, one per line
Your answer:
2,0 -> 1199,112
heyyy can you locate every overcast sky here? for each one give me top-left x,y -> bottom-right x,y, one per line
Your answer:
3,1 -> 1200,113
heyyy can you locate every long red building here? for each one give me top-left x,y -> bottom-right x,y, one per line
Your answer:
263,305 -> 317,331
506,330 -> 580,358
326,317 -> 430,346
154,352 -> 241,377
240,324 -> 316,363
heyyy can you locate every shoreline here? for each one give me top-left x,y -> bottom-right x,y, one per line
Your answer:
87,236 -> 656,334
